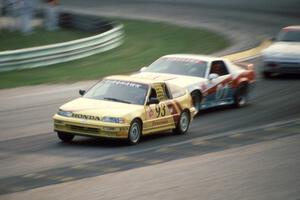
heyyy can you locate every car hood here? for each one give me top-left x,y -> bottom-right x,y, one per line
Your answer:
262,42 -> 300,57
132,72 -> 206,89
59,97 -> 143,118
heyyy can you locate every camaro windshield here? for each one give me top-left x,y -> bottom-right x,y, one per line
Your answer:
277,29 -> 300,42
145,57 -> 207,77
84,79 -> 149,105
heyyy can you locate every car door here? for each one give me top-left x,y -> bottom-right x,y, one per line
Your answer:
144,83 -> 175,134
207,60 -> 233,105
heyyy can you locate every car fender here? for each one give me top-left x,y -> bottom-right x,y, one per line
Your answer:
236,77 -> 249,87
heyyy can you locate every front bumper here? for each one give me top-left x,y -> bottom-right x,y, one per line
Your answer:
53,114 -> 130,139
263,60 -> 300,74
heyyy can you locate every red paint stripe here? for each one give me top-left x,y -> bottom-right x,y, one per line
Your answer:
167,101 -> 181,124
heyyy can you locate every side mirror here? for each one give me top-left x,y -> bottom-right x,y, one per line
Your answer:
147,97 -> 160,105
140,66 -> 148,72
208,73 -> 219,81
79,89 -> 86,96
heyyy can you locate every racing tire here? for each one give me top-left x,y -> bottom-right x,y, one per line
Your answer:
263,71 -> 273,79
173,110 -> 190,134
57,132 -> 74,143
191,91 -> 202,112
234,84 -> 248,108
127,119 -> 142,145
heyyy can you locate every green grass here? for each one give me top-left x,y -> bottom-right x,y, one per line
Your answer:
0,19 -> 230,89
0,28 -> 93,51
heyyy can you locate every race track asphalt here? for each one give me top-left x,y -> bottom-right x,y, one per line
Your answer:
0,58 -> 299,196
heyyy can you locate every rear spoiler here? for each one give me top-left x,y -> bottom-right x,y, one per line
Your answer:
235,62 -> 254,70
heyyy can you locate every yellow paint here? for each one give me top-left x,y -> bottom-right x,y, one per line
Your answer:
223,39 -> 272,61
153,83 -> 168,101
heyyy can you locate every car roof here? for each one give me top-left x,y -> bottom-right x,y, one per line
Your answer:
282,25 -> 300,30
105,75 -> 163,85
161,54 -> 222,62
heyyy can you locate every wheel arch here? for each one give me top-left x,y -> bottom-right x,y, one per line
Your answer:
132,117 -> 143,132
190,89 -> 203,103
182,108 -> 191,117
236,77 -> 249,87
190,89 -> 203,111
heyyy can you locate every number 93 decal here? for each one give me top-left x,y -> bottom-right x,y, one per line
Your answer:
155,104 -> 166,117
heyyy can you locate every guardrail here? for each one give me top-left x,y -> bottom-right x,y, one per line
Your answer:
0,23 -> 124,72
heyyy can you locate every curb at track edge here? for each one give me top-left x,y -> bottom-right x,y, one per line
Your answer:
223,39 -> 272,62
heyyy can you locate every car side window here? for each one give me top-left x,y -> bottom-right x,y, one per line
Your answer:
149,88 -> 157,99
210,61 -> 229,76
152,83 -> 168,101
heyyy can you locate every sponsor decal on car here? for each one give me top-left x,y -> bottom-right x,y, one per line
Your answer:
72,113 -> 101,121
105,79 -> 145,88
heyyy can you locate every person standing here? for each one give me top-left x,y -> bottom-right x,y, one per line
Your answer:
4,0 -> 19,31
19,0 -> 36,34
44,0 -> 59,31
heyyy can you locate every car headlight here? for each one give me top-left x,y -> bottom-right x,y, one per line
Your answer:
102,116 -> 125,123
57,109 -> 73,117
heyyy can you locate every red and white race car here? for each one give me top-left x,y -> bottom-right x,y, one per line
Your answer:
132,54 -> 255,112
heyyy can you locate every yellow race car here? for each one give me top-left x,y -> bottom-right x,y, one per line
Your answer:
53,75 -> 196,145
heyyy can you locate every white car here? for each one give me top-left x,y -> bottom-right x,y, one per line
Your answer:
132,54 -> 255,112
261,25 -> 300,78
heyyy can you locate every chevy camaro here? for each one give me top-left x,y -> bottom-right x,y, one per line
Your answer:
53,75 -> 196,145
134,54 -> 255,111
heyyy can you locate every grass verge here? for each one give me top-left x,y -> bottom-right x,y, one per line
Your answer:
0,28 -> 92,51
0,19 -> 230,89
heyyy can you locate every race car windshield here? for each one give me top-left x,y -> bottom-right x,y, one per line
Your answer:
145,57 -> 207,77
277,30 -> 300,42
84,79 -> 149,105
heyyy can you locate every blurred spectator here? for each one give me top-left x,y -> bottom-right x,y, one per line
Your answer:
19,0 -> 37,34
44,0 -> 59,31
2,0 -> 19,31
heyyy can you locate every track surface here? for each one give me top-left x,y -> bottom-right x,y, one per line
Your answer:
1,58 -> 300,196
0,0 -> 300,198
1,133 -> 300,200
